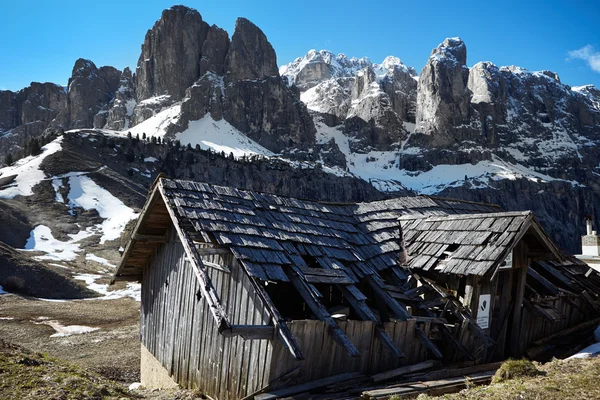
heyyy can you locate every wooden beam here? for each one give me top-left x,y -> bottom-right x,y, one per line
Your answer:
371,360 -> 441,383
220,324 -> 274,340
415,325 -> 443,359
313,257 -> 404,358
195,247 -> 231,255
133,234 -> 167,243
527,267 -> 559,295
364,275 -> 411,320
284,267 -> 361,357
509,251 -> 529,357
245,274 -> 304,360
337,284 -> 405,358
157,182 -> 231,331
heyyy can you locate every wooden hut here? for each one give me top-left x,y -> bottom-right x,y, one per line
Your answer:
113,179 -> 600,399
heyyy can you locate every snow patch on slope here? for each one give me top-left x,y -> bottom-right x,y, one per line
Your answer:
126,104 -> 181,139
74,274 -> 140,301
24,225 -> 93,261
314,122 -> 581,194
67,175 -> 138,244
176,114 -> 275,158
0,137 -> 63,199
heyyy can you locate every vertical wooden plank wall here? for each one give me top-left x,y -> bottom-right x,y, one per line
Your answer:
141,226 -> 273,400
266,319 -> 431,385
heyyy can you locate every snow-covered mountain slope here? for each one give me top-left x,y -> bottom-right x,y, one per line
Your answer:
281,50 -> 418,146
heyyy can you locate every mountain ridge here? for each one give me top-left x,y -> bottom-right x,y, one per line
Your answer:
1,4 -> 599,257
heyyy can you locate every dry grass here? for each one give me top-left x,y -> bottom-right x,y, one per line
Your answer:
417,356 -> 600,400
0,339 -> 136,400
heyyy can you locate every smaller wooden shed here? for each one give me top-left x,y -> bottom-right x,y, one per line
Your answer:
113,179 -> 600,399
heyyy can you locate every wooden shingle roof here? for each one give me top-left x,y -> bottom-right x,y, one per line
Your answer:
155,179 -> 503,282
400,211 -> 561,276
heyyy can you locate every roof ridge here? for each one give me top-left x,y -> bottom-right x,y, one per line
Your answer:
399,210 -> 531,221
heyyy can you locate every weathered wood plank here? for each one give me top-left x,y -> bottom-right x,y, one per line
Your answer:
255,372 -> 364,400
371,360 -> 441,383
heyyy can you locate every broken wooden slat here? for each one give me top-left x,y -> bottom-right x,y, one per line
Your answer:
255,372 -> 364,400
403,361 -> 503,382
362,372 -> 495,398
220,325 -> 275,340
304,275 -> 353,285
285,267 -> 361,357
371,360 -> 441,383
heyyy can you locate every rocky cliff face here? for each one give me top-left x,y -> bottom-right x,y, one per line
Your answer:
67,59 -> 122,129
135,6 -> 209,102
0,83 -> 67,158
174,15 -> 316,152
415,38 -> 475,145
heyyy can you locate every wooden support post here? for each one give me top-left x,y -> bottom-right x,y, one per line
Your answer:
509,252 -> 529,357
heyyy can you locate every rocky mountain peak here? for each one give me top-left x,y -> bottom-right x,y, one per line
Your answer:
71,58 -> 98,77
415,37 -> 472,141
225,17 -> 278,81
135,5 -> 209,101
431,37 -> 467,66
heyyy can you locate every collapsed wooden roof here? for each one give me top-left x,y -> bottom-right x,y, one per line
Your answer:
401,212 -> 563,277
112,178 -> 569,360
114,179 -> 504,283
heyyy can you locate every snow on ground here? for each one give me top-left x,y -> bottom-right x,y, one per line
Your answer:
35,319 -> 99,338
85,253 -> 116,268
314,121 -> 581,194
23,225 -> 94,261
567,342 -> 600,359
67,175 -> 138,244
177,114 -> 275,158
126,104 -> 181,139
0,137 -> 63,199
144,156 -> 158,163
74,274 -> 140,301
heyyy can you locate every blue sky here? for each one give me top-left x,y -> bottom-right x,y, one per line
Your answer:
1,0 -> 599,91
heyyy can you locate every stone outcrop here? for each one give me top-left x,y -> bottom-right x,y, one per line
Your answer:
99,67 -> 137,130
200,25 -> 230,76
135,6 -> 210,101
415,37 -> 474,144
0,82 -> 68,159
225,18 -> 278,82
67,59 -> 120,129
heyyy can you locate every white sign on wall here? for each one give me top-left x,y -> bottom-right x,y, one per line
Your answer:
476,294 -> 491,329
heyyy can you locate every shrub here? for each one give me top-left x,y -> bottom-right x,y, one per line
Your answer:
492,359 -> 543,383
2,276 -> 25,293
